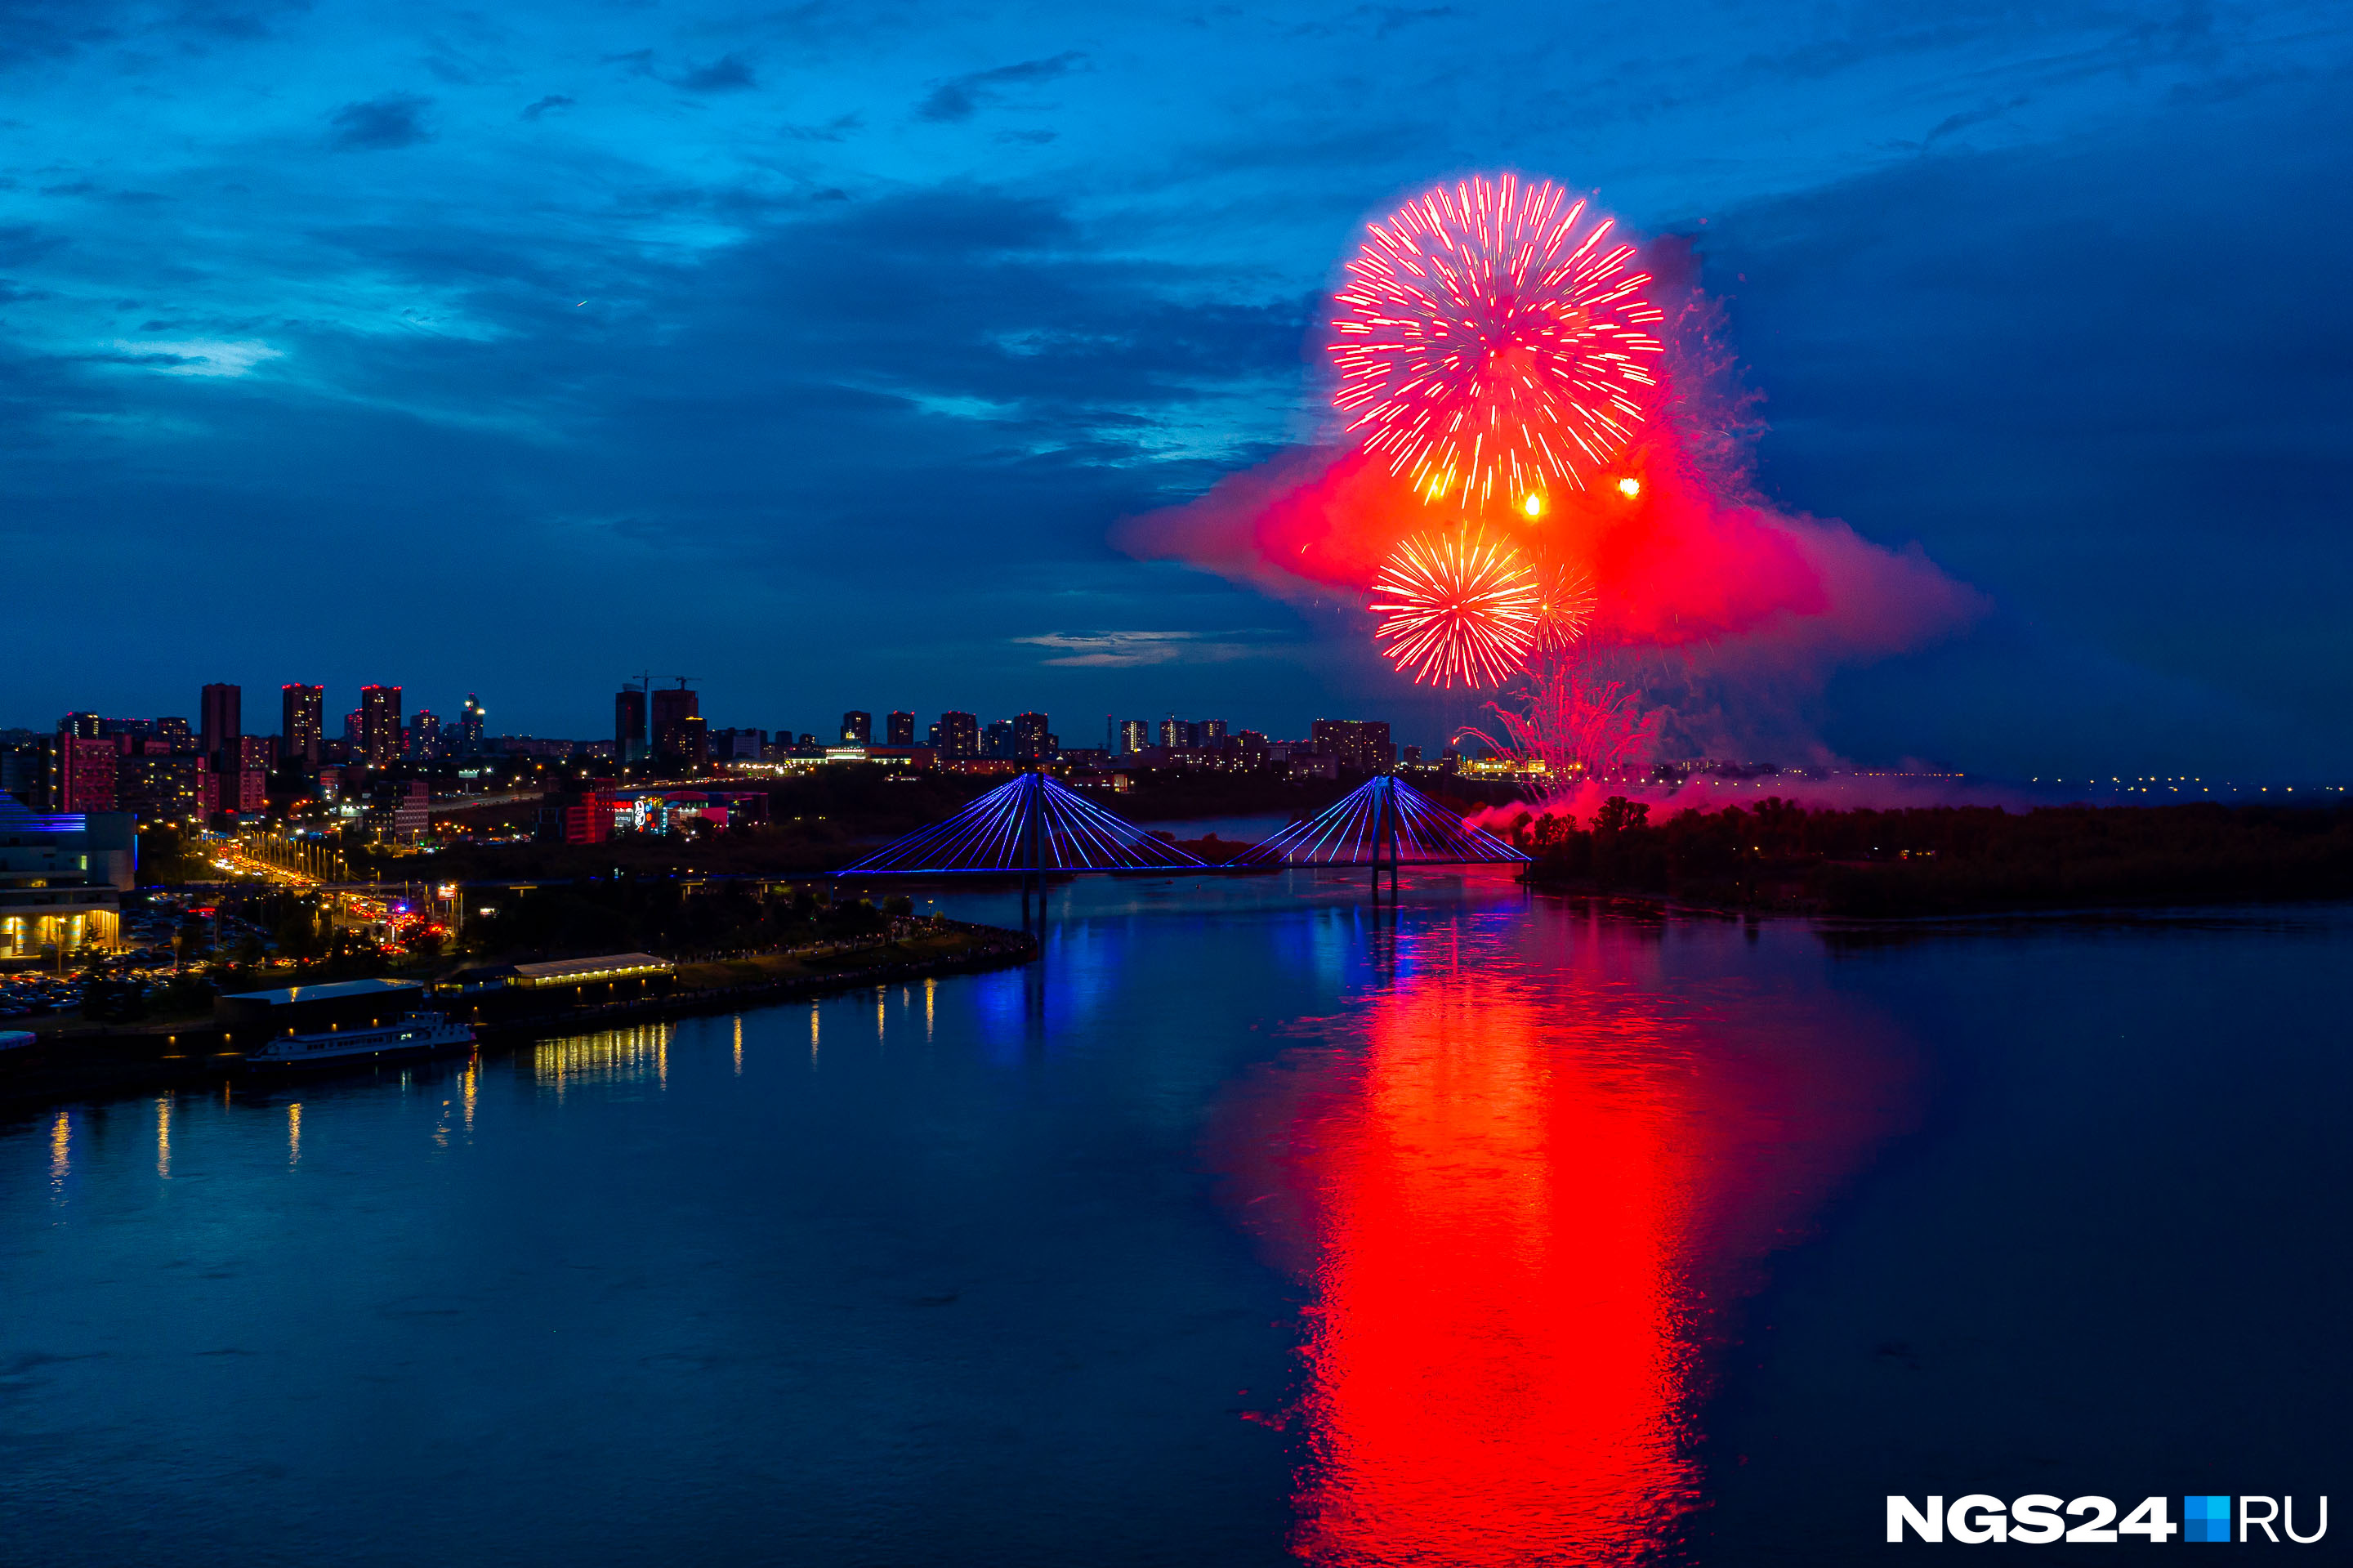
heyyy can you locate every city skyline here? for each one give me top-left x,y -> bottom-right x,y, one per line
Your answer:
11,676 -> 1386,759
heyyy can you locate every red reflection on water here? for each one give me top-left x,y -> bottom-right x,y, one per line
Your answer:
1212,914 -> 1914,1566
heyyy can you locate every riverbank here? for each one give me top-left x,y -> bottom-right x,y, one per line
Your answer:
1514,799 -> 2353,917
0,920 -> 1036,1115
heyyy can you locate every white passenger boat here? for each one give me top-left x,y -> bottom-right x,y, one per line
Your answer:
243,1010 -> 475,1068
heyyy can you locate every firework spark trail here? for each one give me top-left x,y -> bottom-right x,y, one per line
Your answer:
1462,654 -> 1661,784
1330,173 -> 1667,514
1370,529 -> 1540,688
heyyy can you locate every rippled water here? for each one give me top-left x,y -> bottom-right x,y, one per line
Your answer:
5,873 -> 2347,1565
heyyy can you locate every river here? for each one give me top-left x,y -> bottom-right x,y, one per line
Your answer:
4,870 -> 2346,1564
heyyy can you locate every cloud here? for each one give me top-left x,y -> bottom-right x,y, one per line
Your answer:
0,0 -> 303,71
1015,631 -> 1285,667
677,52 -> 757,93
520,94 -> 574,120
328,94 -> 432,152
917,52 -> 1083,123
105,337 -> 283,376
783,113 -> 861,142
1918,96 -> 2029,150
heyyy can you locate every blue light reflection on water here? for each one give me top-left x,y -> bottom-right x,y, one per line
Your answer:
2,874 -> 2349,1566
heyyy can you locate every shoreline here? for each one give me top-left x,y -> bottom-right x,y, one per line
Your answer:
0,921 -> 1038,1119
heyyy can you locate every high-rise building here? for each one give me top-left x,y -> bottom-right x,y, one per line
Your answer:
343,710 -> 364,744
840,711 -> 871,745
1159,717 -> 1185,749
199,683 -> 240,765
280,685 -> 322,766
886,711 -> 915,748
359,686 -> 403,767
651,684 -> 699,765
1195,719 -> 1228,750
409,709 -> 440,760
680,715 -> 708,767
982,719 -> 1016,760
457,694 -> 486,755
115,753 -> 212,823
60,713 -> 102,739
1119,719 -> 1149,754
1013,713 -> 1051,761
58,734 -> 119,811
615,686 -> 647,765
0,742 -> 49,808
154,716 -> 194,753
1311,718 -> 1395,774
935,712 -> 978,759
225,735 -> 270,815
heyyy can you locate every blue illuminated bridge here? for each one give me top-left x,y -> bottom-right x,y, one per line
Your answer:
832,772 -> 1526,882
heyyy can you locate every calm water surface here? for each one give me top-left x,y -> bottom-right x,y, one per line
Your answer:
5,873 -> 2347,1565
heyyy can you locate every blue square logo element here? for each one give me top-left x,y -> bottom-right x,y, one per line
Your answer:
2185,1495 -> 2232,1543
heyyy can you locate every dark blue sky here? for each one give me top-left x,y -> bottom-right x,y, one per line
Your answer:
3,1 -> 2347,772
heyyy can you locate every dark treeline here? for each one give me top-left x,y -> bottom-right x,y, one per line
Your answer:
1516,798 -> 2353,916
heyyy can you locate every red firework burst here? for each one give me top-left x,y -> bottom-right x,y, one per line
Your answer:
1330,173 -> 1666,513
1370,529 -> 1540,688
1531,558 -> 1597,654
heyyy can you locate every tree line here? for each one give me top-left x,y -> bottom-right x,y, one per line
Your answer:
1515,798 -> 2353,915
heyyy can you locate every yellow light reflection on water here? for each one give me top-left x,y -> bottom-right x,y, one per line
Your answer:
926,976 -> 935,1043
734,1015 -> 743,1075
810,1003 -> 820,1065
535,1024 -> 674,1096
156,1096 -> 171,1180
288,1102 -> 302,1168
49,1109 -> 69,1198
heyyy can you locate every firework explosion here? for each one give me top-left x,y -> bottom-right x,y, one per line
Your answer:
1463,654 -> 1660,784
1115,170 -> 1980,808
1369,528 -> 1540,688
1530,559 -> 1596,656
1330,173 -> 1667,515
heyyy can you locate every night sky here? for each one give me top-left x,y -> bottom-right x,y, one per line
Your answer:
3,2 -> 2347,773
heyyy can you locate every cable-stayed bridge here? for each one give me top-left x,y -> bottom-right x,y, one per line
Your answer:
834,772 -> 1210,875
834,771 -> 1525,887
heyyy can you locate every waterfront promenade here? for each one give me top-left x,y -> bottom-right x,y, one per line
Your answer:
0,919 -> 1035,1114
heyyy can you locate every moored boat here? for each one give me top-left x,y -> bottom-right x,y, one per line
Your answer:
243,1010 -> 474,1068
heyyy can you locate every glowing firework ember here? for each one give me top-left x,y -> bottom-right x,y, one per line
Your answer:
1370,529 -> 1539,688
1330,173 -> 1667,513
